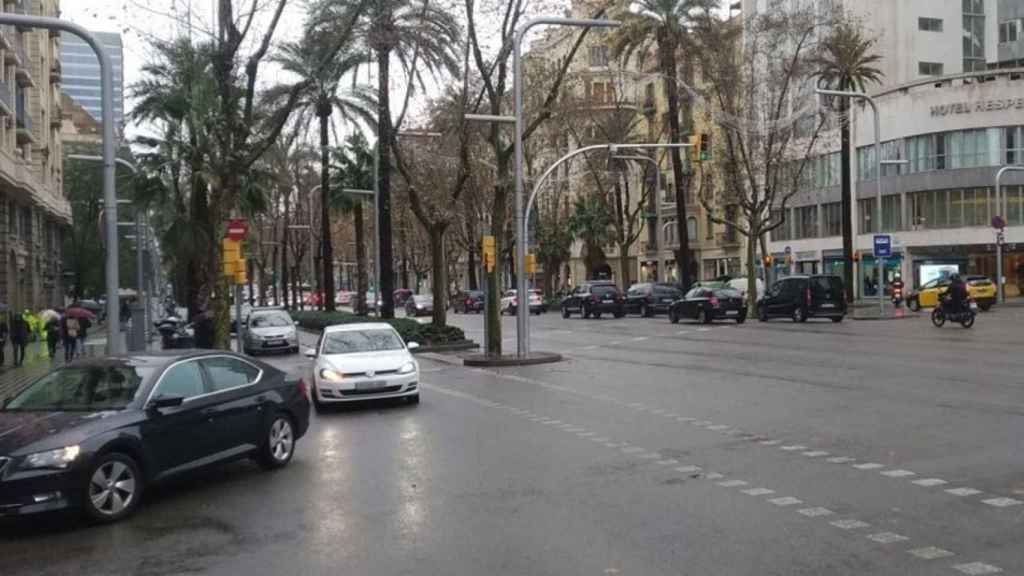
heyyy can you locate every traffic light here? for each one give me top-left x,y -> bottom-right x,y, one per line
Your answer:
699,133 -> 711,161
482,235 -> 496,272
689,134 -> 700,164
222,238 -> 246,284
762,255 -> 773,267
526,253 -> 537,275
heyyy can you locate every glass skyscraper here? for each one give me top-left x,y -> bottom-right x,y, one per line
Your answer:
59,31 -> 124,129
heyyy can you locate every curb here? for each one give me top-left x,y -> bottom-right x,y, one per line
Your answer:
463,352 -> 564,367
410,341 -> 479,354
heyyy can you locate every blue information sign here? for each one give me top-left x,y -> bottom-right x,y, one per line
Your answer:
873,234 -> 892,258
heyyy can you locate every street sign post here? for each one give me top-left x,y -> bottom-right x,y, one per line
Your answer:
226,219 -> 249,241
873,235 -> 892,258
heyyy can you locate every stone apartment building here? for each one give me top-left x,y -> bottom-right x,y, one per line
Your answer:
525,0 -> 744,291
0,0 -> 69,312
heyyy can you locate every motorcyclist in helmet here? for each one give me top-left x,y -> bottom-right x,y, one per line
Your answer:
947,273 -> 968,314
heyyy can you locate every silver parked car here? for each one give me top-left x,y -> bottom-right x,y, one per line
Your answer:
243,310 -> 299,355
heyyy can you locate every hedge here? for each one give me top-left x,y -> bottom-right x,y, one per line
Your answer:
289,311 -> 466,345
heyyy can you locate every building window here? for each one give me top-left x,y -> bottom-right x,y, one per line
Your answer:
999,19 -> 1020,43
1006,186 -> 1023,226
919,17 -> 944,32
724,205 -> 738,242
770,208 -> 790,242
859,199 -> 876,234
664,220 -> 677,246
918,61 -> 944,76
589,45 -> 609,67
793,205 -> 818,239
687,217 -> 697,241
823,202 -> 841,236
705,211 -> 714,240
881,195 -> 902,231
1006,126 -> 1024,165
963,0 -> 986,72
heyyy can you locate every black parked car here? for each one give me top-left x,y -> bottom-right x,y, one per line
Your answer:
758,275 -> 847,323
452,290 -> 485,313
625,282 -> 683,317
560,281 -> 625,319
405,294 -> 434,317
0,351 -> 311,523
669,287 -> 747,324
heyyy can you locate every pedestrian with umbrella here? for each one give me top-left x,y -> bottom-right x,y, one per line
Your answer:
62,305 -> 93,362
44,312 -> 60,360
11,311 -> 28,366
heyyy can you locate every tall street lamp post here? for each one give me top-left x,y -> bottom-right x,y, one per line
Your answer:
995,166 -> 1024,304
816,88 -> 884,316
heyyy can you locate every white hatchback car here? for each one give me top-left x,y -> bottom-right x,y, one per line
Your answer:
305,323 -> 420,408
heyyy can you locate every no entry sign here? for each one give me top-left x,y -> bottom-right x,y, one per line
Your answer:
225,219 -> 248,241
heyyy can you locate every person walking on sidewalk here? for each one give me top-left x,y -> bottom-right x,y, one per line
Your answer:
11,312 -> 28,367
77,316 -> 90,358
61,314 -> 80,362
45,315 -> 60,360
0,312 -> 8,366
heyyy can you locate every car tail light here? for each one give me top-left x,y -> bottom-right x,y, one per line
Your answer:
298,378 -> 310,402
709,296 -> 719,306
592,294 -> 600,302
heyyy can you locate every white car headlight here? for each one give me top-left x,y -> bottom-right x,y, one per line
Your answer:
397,361 -> 417,375
319,368 -> 345,383
22,445 -> 81,470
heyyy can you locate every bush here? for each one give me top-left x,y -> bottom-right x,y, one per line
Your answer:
289,311 -> 466,346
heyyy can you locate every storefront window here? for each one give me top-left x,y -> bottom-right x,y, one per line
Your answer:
949,189 -> 964,227
1005,127 -> 1024,165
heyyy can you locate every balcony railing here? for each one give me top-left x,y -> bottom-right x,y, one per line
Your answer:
0,81 -> 12,116
14,36 -> 33,87
16,88 -> 34,144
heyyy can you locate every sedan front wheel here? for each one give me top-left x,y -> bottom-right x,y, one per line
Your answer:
83,452 -> 143,523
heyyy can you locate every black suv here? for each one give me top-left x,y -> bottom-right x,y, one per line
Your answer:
758,275 -> 847,322
624,282 -> 683,317
561,282 -> 625,319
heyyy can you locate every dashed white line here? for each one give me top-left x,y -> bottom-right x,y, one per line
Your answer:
741,488 -> 776,496
577,432 -> 595,437
866,532 -> 909,544
780,445 -> 807,451
696,327 -> 711,332
829,519 -> 870,530
853,463 -> 885,470
759,440 -> 781,446
797,507 -> 834,517
592,437 -> 610,443
675,465 -> 703,474
717,479 -> 747,487
908,546 -> 955,560
768,497 -> 803,507
946,487 -> 983,496
677,417 -> 696,422
622,447 -> 645,454
640,453 -> 662,460
703,472 -> 724,480
631,336 -> 648,342
650,409 -> 666,415
981,497 -> 1023,508
656,459 -> 680,466
952,562 -> 1003,575
880,469 -> 916,478
675,330 -> 688,335
802,450 -> 830,457
911,478 -> 948,487
707,424 -> 729,431
826,456 -> 855,464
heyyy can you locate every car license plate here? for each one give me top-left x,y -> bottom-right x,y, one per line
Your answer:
820,303 -> 835,309
603,296 -> 613,301
267,339 -> 286,346
725,310 -> 738,315
355,380 -> 386,391
969,302 -> 979,311
662,298 -> 673,303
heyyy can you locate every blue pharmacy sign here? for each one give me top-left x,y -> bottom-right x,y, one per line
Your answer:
873,234 -> 892,258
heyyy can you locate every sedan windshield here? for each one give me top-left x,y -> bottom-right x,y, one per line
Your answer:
323,329 -> 405,354
5,365 -> 153,411
250,313 -> 292,328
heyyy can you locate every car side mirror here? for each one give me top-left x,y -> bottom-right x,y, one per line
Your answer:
147,394 -> 184,411
303,347 -> 317,358
407,341 -> 420,350
294,321 -> 300,326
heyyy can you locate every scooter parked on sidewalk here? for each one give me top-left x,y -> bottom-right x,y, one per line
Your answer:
931,294 -> 976,328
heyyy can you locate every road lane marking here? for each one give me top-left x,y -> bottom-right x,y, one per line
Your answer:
759,440 -> 780,445
829,519 -> 870,530
946,487 -> 983,496
717,480 -> 747,487
797,507 -> 834,517
703,472 -> 724,480
802,450 -> 829,457
707,424 -> 729,431
640,452 -> 662,460
622,447 -> 645,454
696,327 -> 711,332
853,463 -> 884,470
631,336 -> 648,342
780,445 -> 807,451
908,546 -> 954,560
826,456 -> 855,463
981,497 -> 1023,508
911,478 -> 948,487
741,488 -> 775,496
952,562 -> 1003,575
768,497 -> 802,506
675,465 -> 702,474
592,437 -> 609,443
880,469 -> 916,478
866,532 -> 909,544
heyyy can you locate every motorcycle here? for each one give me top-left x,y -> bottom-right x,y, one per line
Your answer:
155,316 -> 195,349
890,282 -> 904,308
931,295 -> 976,328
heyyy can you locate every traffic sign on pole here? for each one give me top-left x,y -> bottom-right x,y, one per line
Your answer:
873,235 -> 892,258
226,219 -> 249,241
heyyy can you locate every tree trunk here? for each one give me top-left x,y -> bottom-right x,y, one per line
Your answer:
354,201 -> 368,315
429,225 -> 447,328
377,48 -> 396,318
247,260 -> 254,306
618,243 -> 631,288
281,192 -> 291,310
747,228 -> 758,316
486,180 -> 506,355
319,105 -> 336,312
840,97 -> 854,302
661,33 -> 693,291
467,248 -> 478,290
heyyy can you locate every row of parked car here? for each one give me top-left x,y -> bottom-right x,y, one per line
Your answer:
557,274 -> 850,324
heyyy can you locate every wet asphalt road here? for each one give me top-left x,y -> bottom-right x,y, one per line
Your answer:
3,305 -> 1024,575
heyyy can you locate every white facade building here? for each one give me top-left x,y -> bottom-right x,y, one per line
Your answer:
747,0 -> 1024,297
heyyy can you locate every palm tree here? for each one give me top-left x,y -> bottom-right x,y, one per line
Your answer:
263,32 -> 375,312
610,0 -> 716,291
812,21 -> 883,302
311,0 -> 460,318
331,133 -> 376,316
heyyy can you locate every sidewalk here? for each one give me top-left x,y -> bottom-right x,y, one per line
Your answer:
0,334 -> 112,402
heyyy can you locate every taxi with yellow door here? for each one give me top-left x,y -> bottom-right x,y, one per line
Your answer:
907,275 -> 996,312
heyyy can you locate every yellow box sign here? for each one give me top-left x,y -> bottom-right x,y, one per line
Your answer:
222,238 -> 246,284
525,253 -> 537,274
482,235 -> 496,272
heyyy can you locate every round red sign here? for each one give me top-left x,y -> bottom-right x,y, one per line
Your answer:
225,219 -> 248,241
